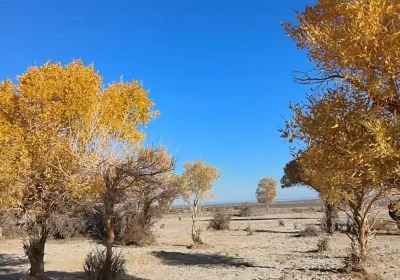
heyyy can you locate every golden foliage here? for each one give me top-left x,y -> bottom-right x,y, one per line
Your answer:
284,89 -> 400,204
0,61 -> 155,211
285,0 -> 400,111
179,160 -> 220,202
256,177 -> 277,204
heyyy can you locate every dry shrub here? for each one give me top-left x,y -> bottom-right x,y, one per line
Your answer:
83,248 -> 126,280
117,211 -> 154,246
83,206 -> 157,246
348,272 -> 384,280
208,211 -> 231,230
244,225 -> 254,235
192,229 -> 203,245
84,208 -> 107,240
317,237 -> 329,252
278,220 -> 285,227
371,219 -> 397,232
342,245 -> 370,273
297,224 -> 320,237
0,210 -> 25,238
48,214 -> 86,239
238,205 -> 255,217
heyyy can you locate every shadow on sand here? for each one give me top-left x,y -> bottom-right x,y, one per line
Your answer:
0,253 -> 29,276
0,271 -> 148,280
253,229 -> 300,234
152,250 -> 259,268
201,217 -> 317,222
0,253 -> 148,280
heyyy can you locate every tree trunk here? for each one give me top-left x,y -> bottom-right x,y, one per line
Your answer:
190,201 -> 201,244
347,200 -> 371,269
25,226 -> 48,280
103,194 -> 115,280
357,219 -> 368,259
324,201 -> 337,234
191,206 -> 197,243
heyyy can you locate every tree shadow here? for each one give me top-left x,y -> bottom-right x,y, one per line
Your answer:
152,250 -> 259,268
375,231 -> 400,236
0,253 -> 147,280
0,253 -> 29,275
202,217 -> 316,222
253,229 -> 300,234
0,271 -> 148,280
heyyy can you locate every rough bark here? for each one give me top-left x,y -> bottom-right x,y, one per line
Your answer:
324,200 -> 338,234
24,225 -> 48,280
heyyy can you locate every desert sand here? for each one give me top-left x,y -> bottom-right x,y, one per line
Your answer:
1,207 -> 400,280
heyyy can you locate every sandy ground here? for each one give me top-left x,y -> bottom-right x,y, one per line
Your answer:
1,209 -> 400,280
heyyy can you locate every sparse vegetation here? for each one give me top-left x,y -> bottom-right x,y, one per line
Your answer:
316,237 -> 329,252
297,225 -> 320,237
83,248 -> 126,280
244,224 -> 254,236
238,205 -> 256,217
208,210 -> 231,230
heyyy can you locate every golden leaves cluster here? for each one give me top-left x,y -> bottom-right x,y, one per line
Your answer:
178,160 -> 220,202
0,61 -> 155,209
256,177 -> 277,204
285,0 -> 400,111
284,89 -> 400,204
284,0 -> 400,204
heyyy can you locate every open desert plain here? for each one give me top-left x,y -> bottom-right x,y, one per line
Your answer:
2,1 -> 400,280
1,202 -> 400,280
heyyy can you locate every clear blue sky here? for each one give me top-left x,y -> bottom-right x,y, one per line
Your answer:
0,0 -> 318,202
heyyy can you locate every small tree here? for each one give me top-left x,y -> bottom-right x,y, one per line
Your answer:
94,147 -> 174,280
281,158 -> 338,234
256,177 -> 277,212
178,161 -> 219,245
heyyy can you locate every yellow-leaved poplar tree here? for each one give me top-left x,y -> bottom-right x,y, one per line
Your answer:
0,61 -> 155,280
256,177 -> 277,212
178,160 -> 219,245
281,158 -> 338,234
283,88 -> 400,268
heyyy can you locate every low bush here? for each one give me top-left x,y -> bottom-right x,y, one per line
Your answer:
48,214 -> 86,239
349,272 -> 384,280
208,211 -> 231,230
278,220 -> 285,227
297,224 -> 320,237
118,211 -> 154,246
245,225 -> 254,235
317,237 -> 329,252
83,248 -> 126,280
0,210 -> 26,238
342,247 -> 368,273
371,219 -> 397,232
83,207 -> 155,246
238,205 -> 255,217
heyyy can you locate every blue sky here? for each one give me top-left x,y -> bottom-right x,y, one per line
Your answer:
0,0 -> 317,202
